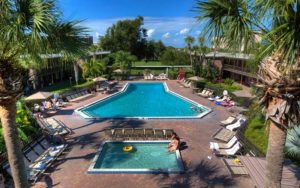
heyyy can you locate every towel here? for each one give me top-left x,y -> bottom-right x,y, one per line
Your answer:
33,162 -> 46,170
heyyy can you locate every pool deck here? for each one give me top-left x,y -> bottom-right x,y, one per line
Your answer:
33,80 -> 255,188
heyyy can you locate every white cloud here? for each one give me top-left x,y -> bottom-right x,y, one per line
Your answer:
196,30 -> 201,35
179,28 -> 189,35
147,29 -> 155,38
162,32 -> 170,38
80,16 -> 201,47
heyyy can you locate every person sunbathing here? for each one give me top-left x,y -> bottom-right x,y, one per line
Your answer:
168,133 -> 180,152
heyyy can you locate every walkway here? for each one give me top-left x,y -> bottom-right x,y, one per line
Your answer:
33,80 -> 255,188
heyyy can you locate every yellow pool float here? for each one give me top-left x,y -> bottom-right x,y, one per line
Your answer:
123,145 -> 133,152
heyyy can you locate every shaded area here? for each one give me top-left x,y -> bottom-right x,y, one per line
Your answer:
151,160 -> 235,188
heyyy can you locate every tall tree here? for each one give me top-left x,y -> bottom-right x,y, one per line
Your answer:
99,16 -> 147,59
0,1 -> 86,187
194,0 -> 300,187
184,36 -> 195,70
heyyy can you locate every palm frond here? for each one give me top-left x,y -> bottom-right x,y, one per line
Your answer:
194,0 -> 257,53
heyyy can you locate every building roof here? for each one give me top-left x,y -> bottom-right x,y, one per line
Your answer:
205,52 -> 252,60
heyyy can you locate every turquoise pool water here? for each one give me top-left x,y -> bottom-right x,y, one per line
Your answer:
88,141 -> 184,173
78,82 -> 209,118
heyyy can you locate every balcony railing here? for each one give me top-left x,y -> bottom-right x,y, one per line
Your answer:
223,64 -> 257,78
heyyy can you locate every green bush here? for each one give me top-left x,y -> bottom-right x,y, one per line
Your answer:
0,99 -> 38,153
244,102 -> 268,154
224,78 -> 234,86
168,68 -> 178,79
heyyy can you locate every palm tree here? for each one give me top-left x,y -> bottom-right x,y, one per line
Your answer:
194,0 -> 300,187
0,1 -> 86,187
113,51 -> 137,79
184,36 -> 195,68
82,59 -> 105,79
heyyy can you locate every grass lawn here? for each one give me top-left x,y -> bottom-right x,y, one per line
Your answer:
42,80 -> 94,94
244,103 -> 268,154
133,61 -> 162,66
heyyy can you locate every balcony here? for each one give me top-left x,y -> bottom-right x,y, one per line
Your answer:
223,64 -> 257,78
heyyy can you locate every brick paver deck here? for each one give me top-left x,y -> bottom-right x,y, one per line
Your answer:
33,80 -> 255,188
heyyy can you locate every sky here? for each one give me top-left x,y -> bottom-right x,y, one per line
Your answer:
58,0 -> 204,47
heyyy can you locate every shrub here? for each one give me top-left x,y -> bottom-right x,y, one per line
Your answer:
168,68 -> 178,79
224,78 -> 234,86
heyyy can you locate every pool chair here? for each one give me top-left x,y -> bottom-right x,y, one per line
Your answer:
154,129 -> 165,140
112,128 -> 124,140
183,81 -> 192,88
123,128 -> 134,140
214,142 -> 241,156
164,129 -> 174,139
226,118 -> 247,131
212,128 -> 235,143
220,116 -> 237,126
132,128 -> 145,140
197,88 -> 207,96
144,128 -> 154,139
210,136 -> 238,150
201,90 -> 214,98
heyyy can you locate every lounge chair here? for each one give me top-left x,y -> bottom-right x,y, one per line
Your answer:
112,128 -> 123,140
220,116 -> 237,126
212,128 -> 235,143
226,118 -> 247,131
132,128 -> 144,140
200,90 -> 214,98
214,142 -> 241,156
210,136 -> 238,150
123,128 -> 133,139
165,129 -> 174,139
183,81 -> 192,88
42,118 -> 71,135
145,128 -> 154,139
3,137 -> 67,183
154,129 -> 165,139
197,88 -> 208,96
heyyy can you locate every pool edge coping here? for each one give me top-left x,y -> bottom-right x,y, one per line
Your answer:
87,140 -> 185,174
75,81 -> 212,119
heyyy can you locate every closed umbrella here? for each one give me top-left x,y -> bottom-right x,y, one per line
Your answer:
25,91 -> 53,101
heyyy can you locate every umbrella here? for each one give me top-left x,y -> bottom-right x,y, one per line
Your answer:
187,76 -> 204,82
92,76 -> 107,82
113,69 -> 122,73
25,91 -> 53,101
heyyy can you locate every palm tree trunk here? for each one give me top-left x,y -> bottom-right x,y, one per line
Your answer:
265,120 -> 286,188
73,61 -> 79,85
0,99 -> 29,188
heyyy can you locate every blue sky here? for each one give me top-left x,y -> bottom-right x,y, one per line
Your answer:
58,0 -> 204,47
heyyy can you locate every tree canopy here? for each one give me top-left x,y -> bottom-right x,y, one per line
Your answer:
99,16 -> 147,59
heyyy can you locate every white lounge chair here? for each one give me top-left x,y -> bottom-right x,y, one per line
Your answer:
226,118 -> 247,131
197,88 -> 207,96
183,81 -> 192,88
214,142 -> 241,156
210,136 -> 238,150
220,116 -> 237,126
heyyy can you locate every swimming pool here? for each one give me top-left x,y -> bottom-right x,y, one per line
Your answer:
76,82 -> 211,119
87,141 -> 184,173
